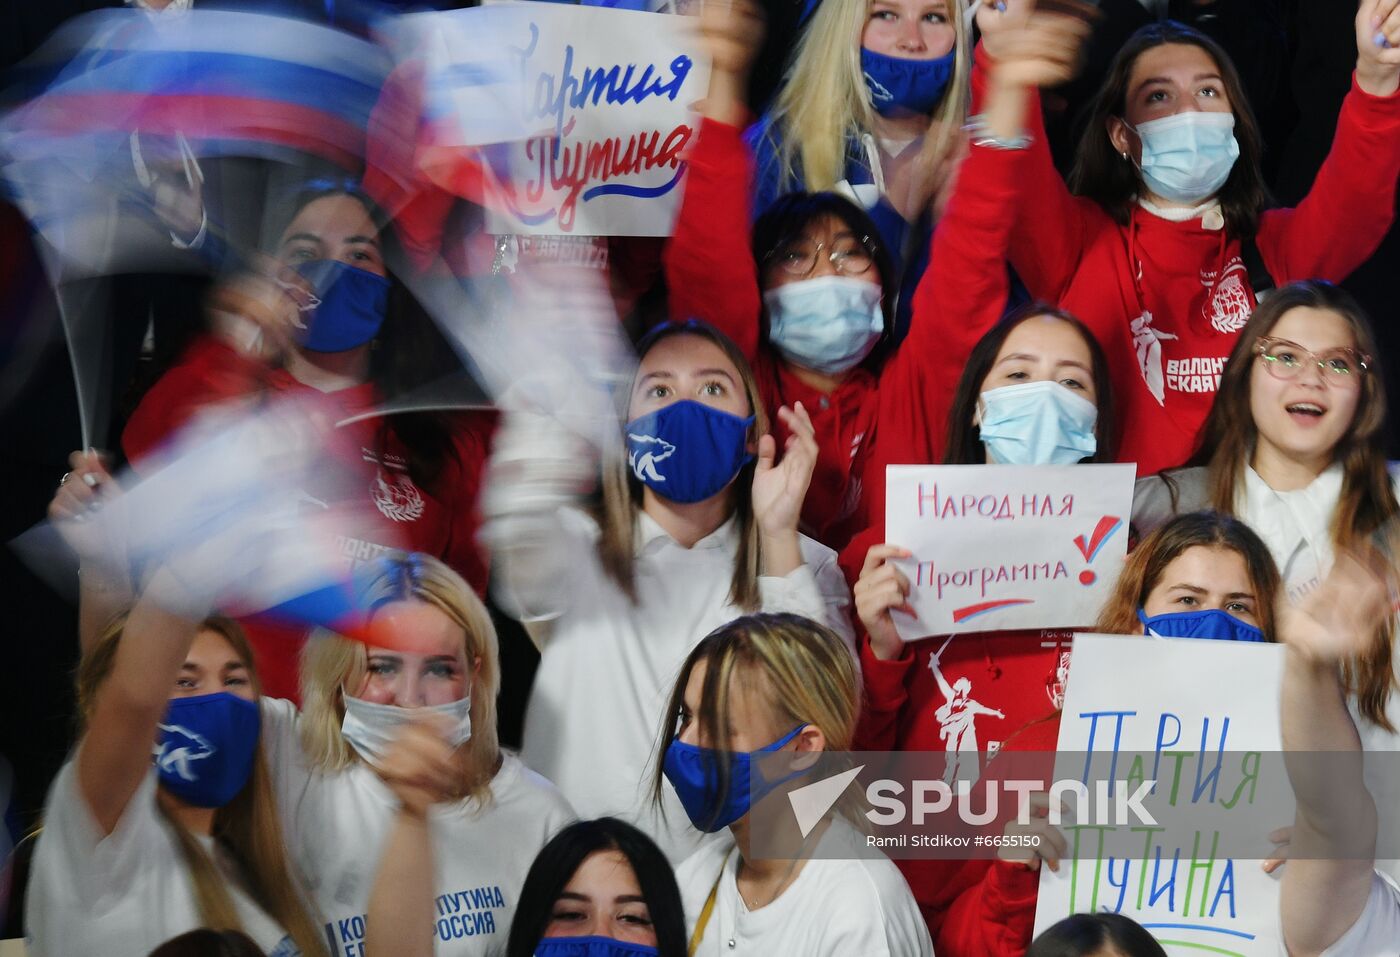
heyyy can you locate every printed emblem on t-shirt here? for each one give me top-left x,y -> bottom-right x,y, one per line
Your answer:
929,649 -> 1004,786
1205,261 -> 1252,334
371,473 -> 425,523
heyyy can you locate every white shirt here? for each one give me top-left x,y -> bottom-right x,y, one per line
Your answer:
677,818 -> 933,957
1237,463 -> 1349,604
491,504 -> 855,862
1319,872 -> 1400,957
26,760 -> 297,957
260,699 -> 575,957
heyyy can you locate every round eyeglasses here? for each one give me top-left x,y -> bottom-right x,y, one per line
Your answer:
765,236 -> 876,278
1254,336 -> 1370,386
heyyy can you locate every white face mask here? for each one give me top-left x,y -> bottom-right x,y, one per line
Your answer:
340,693 -> 473,766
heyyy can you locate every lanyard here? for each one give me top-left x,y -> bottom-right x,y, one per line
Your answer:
687,849 -> 733,956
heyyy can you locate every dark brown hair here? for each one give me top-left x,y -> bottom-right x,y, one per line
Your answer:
1094,511 -> 1281,641
1184,280 -> 1397,727
943,303 -> 1116,465
1066,21 -> 1271,238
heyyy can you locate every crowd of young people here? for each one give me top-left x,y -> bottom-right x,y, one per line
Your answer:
10,0 -> 1400,955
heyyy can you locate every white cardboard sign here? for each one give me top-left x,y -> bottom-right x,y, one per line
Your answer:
1034,634 -> 1290,954
885,464 -> 1135,637
403,3 -> 708,236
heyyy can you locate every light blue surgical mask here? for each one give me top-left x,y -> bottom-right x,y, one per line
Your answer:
762,276 -> 884,375
978,380 -> 1098,466
1129,111 -> 1240,206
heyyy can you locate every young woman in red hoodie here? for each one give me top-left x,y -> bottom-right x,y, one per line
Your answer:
851,298 -> 1116,939
970,0 -> 1400,476
666,0 -> 1091,558
119,181 -> 494,699
928,511 -> 1283,955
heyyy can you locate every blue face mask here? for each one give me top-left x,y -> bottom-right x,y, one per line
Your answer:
1129,111 -> 1240,206
663,724 -> 808,832
535,938 -> 658,957
978,380 -> 1098,466
625,400 -> 754,505
293,260 -> 390,353
763,276 -> 884,375
1139,608 -> 1265,643
153,692 -> 261,808
861,47 -> 956,118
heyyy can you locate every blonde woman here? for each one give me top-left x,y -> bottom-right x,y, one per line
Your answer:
26,596 -> 325,956
258,552 -> 575,957
746,0 -> 971,334
483,320 -> 854,863
652,612 -> 931,955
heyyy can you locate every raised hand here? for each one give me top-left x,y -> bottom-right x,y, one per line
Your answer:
854,544 -> 917,661
1277,548 -> 1393,667
1357,0 -> 1400,97
998,791 -> 1069,873
988,3 -> 1094,91
974,0 -> 1035,62
698,0 -> 765,125
751,402 -> 817,538
48,449 -> 126,572
376,716 -> 461,819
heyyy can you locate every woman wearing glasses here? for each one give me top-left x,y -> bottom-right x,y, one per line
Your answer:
666,0 -> 1088,561
1134,280 -> 1400,879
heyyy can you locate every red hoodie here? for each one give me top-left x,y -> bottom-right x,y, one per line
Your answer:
855,628 -> 1072,944
122,337 -> 494,700
971,61 -> 1400,476
665,117 -> 1024,556
934,715 -> 1060,956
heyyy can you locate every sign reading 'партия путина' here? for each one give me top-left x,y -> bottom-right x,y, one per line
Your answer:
400,3 -> 708,236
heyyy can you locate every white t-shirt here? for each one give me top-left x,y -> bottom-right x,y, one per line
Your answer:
1319,872 -> 1400,957
492,507 -> 856,863
261,698 -> 575,957
26,760 -> 298,957
677,819 -> 933,957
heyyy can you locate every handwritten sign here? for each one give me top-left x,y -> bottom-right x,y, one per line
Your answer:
403,3 -> 707,236
1035,634 -> 1290,955
884,464 -> 1135,637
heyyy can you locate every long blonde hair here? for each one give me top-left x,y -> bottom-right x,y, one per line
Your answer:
595,321 -> 771,609
764,0 -> 970,205
77,616 -> 327,957
650,612 -> 864,829
298,552 -> 503,807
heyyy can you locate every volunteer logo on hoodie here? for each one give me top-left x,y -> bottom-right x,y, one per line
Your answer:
1132,256 -> 1253,406
1206,260 -> 1252,334
362,448 -> 424,523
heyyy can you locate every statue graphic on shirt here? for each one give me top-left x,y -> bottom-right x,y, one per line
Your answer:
930,655 -> 1003,785
627,434 -> 676,483
1046,650 -> 1072,710
1130,310 -> 1179,406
